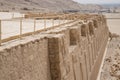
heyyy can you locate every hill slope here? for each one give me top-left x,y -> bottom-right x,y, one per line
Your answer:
0,0 -> 102,12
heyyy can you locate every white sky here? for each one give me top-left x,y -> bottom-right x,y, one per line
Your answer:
73,0 -> 120,4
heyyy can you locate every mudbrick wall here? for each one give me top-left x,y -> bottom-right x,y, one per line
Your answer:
0,14 -> 109,80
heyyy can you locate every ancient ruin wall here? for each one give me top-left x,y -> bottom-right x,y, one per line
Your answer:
0,15 -> 109,80
0,38 -> 51,80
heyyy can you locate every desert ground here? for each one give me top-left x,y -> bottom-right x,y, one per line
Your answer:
104,13 -> 120,35
0,12 -> 69,39
100,13 -> 120,80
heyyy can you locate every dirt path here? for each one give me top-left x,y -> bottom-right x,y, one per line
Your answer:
100,37 -> 120,80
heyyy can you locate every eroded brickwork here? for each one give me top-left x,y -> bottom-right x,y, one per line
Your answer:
0,38 -> 51,80
0,14 -> 109,80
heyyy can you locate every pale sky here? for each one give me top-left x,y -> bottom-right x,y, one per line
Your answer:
73,0 -> 120,4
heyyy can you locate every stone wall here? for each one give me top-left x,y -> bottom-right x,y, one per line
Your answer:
0,14 -> 109,80
0,38 -> 51,80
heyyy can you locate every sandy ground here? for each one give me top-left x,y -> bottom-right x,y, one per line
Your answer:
104,13 -> 120,19
100,37 -> 120,80
107,19 -> 120,35
0,12 -> 24,19
104,13 -> 120,35
100,13 -> 120,80
1,19 -> 68,39
0,12 -> 69,39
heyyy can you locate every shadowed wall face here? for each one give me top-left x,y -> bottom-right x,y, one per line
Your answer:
46,15 -> 109,80
88,21 -> 94,35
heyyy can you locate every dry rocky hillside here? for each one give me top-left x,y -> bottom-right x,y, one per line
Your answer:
0,0 -> 102,12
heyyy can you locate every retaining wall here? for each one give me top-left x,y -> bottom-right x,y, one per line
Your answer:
0,15 -> 109,80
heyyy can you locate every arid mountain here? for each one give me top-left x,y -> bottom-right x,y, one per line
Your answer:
0,0 -> 103,12
102,4 -> 120,13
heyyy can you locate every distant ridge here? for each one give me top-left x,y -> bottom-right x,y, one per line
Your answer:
0,0 -> 102,12
100,4 -> 120,9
